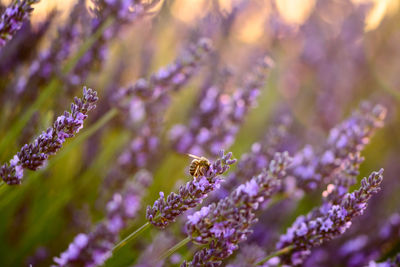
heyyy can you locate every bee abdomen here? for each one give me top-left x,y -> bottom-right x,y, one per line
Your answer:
189,160 -> 199,176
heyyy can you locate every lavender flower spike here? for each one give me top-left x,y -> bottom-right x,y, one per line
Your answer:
291,102 -> 386,191
54,170 -> 152,267
276,169 -> 384,266
0,87 -> 98,185
146,150 -> 236,228
0,0 -> 39,48
183,152 -> 292,266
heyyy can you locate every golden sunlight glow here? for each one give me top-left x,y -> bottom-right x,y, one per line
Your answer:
386,0 -> 400,16
232,1 -> 270,44
9,0 -> 399,32
352,0 -> 399,31
218,0 -> 233,14
276,0 -> 316,24
234,11 -> 267,43
171,0 -> 211,24
31,0 -> 74,23
366,0 -> 388,31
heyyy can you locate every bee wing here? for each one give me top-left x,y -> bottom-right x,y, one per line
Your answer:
187,153 -> 201,159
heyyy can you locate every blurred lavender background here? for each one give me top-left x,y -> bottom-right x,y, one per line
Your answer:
0,0 -> 399,266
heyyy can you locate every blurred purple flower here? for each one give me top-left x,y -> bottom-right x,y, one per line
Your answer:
217,110 -> 294,199
0,10 -> 55,79
66,0 -> 161,89
0,0 -> 38,48
54,170 -> 152,267
170,56 -> 274,157
367,253 -> 400,267
226,244 -> 267,267
14,0 -> 86,96
290,102 -> 386,191
134,232 -> 175,267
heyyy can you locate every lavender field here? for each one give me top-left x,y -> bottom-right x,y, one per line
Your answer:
0,0 -> 400,266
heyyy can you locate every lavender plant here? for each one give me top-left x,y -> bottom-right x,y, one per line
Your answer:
0,87 -> 98,185
274,169 -> 384,266
1,1 -> 399,266
182,152 -> 291,266
304,210 -> 400,266
0,0 -> 38,48
290,102 -> 386,192
54,170 -> 152,267
147,150 -> 236,228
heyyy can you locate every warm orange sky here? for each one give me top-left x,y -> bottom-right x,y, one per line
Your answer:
21,0 -> 400,42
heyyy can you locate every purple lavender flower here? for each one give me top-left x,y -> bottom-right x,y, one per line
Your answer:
14,0 -> 86,96
182,152 -> 291,266
0,87 -> 98,185
290,102 -> 386,191
0,10 -> 55,78
54,170 -> 152,267
170,56 -> 274,157
237,103 -> 385,255
146,151 -> 236,228
276,169 -> 384,266
0,0 -> 38,48
322,152 -> 364,205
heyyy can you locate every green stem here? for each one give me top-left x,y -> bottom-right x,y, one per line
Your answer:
62,17 -> 114,74
158,237 -> 191,261
113,222 -> 151,252
256,245 -> 294,265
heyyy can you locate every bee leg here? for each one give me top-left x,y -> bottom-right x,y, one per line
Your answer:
194,165 -> 200,177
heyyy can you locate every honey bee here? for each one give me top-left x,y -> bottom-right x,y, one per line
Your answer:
188,154 -> 211,177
